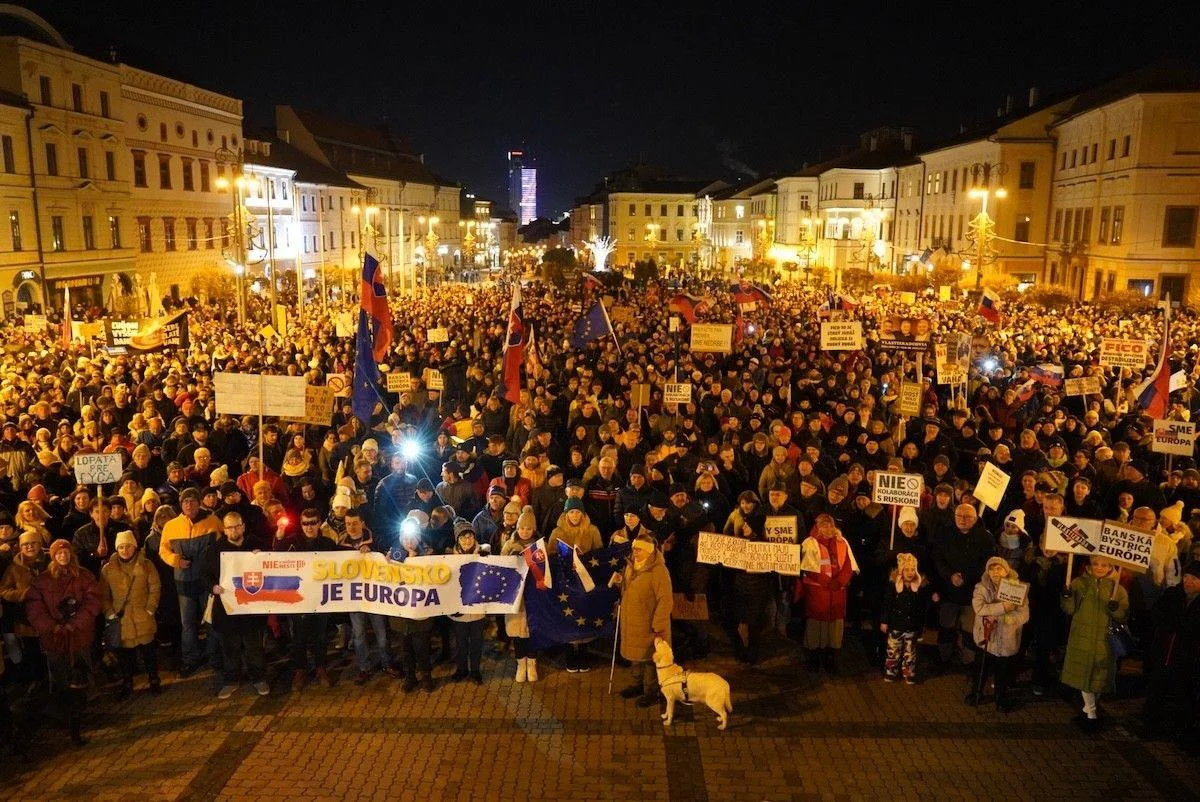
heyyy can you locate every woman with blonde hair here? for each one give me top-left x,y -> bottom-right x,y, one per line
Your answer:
1061,555 -> 1130,730
15,500 -> 52,546
134,489 -> 161,543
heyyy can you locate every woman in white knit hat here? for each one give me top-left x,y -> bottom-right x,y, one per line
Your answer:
101,530 -> 162,699
501,506 -> 540,682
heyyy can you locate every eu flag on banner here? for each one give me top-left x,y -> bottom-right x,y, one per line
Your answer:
459,561 -> 523,605
570,300 -> 613,350
526,542 -> 631,650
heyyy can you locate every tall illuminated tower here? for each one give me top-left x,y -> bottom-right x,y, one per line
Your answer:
507,150 -> 537,225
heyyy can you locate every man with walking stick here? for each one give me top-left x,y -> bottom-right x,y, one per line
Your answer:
611,533 -> 673,708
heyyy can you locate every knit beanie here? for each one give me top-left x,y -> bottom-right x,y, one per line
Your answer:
898,506 -> 918,527
517,505 -> 537,531
504,499 -> 523,517
1160,500 -> 1184,528
115,530 -> 137,549
564,498 -> 584,513
49,539 -> 72,560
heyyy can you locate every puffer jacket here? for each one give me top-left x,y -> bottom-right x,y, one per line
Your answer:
101,551 -> 161,648
618,546 -> 673,662
25,565 -> 101,656
549,513 -> 603,553
1061,572 -> 1130,693
971,562 -> 1030,657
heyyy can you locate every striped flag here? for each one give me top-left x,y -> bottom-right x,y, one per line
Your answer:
978,288 -> 1001,323
501,283 -> 526,403
352,251 -> 391,423
61,285 -> 71,348
1135,298 -> 1172,419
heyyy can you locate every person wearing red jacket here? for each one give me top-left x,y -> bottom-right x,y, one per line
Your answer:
799,513 -> 858,674
24,539 -> 101,746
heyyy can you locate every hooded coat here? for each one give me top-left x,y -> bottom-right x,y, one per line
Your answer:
1060,571 -> 1130,693
25,561 -> 101,656
618,546 -> 673,662
101,550 -> 161,648
971,557 -> 1030,657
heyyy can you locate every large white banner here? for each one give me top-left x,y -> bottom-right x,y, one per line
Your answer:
696,532 -> 801,575
1043,516 -> 1153,572
219,551 -> 528,617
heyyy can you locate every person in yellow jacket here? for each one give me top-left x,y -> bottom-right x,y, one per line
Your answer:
157,488 -> 222,676
102,530 -> 161,698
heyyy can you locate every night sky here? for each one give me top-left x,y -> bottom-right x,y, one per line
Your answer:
21,0 -> 1200,217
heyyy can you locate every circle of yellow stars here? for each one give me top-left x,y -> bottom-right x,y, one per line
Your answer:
555,555 -> 622,629
470,565 -> 512,603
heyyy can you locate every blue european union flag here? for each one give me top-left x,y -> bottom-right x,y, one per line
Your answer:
526,542 -> 631,650
570,301 -> 613,350
459,560 -> 523,605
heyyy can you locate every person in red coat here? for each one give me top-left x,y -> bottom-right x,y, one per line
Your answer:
800,513 -> 858,674
25,539 -> 101,746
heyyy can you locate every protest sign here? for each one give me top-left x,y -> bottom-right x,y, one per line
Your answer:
997,579 -> 1029,606
898,291 -> 917,305
820,321 -> 863,351
879,314 -> 933,352
939,285 -> 953,301
425,369 -> 444,391
630,382 -> 651,407
386,372 -> 413,393
22,313 -> 46,333
103,310 -> 190,353
663,382 -> 692,404
696,532 -> 802,575
335,312 -> 354,338
610,305 -> 636,325
259,324 -> 277,340
898,382 -> 922,417
1171,370 -> 1189,392
219,551 -> 528,617
326,372 -> 350,398
668,316 -> 680,333
72,453 -> 123,486
465,293 -> 475,306
690,323 -> 733,353
427,327 -> 449,344
937,363 -> 967,385
763,515 -> 799,544
281,384 -> 335,426
1043,517 -> 1151,572
974,462 -> 1011,510
1152,419 -> 1196,456
1043,516 -> 1104,555
1099,338 -> 1148,369
671,593 -> 710,621
872,472 -> 924,507
1064,375 -> 1102,396
273,304 -> 287,338
213,372 -> 307,417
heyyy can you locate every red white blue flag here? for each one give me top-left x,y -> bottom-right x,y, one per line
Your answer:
1136,298 -> 1172,419
352,251 -> 391,423
978,288 -> 1001,323
501,283 -> 526,403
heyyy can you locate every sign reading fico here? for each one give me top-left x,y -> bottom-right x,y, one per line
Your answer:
872,472 -> 924,506
1099,338 -> 1148,369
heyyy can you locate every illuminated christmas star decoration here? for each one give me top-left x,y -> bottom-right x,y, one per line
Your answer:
586,236 -> 615,271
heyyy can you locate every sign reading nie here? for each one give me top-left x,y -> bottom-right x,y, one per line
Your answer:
872,472 -> 923,506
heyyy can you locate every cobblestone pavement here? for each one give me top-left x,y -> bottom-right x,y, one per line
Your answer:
1,632 -> 1198,802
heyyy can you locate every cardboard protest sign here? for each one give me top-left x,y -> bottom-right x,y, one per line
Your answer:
898,382 -> 922,417
696,532 -> 802,575
939,285 -> 953,301
425,369 -> 444,391
671,593 -> 710,621
610,305 -> 636,325
1099,338 -> 1147,369
630,383 -> 651,407
663,382 -> 692,405
872,472 -> 924,507
974,462 -> 1011,511
72,453 -> 123,485
386,372 -> 413,393
335,312 -> 354,338
690,323 -> 733,353
22,314 -> 46,333
214,373 -> 307,417
1152,419 -> 1196,456
1171,370 -> 1189,392
1043,517 -> 1151,572
1064,375 -> 1102,396
764,515 -> 799,543
427,327 -> 449,344
997,579 -> 1029,606
668,316 -> 680,333
325,373 -> 351,398
820,321 -> 863,351
282,384 -> 336,426
273,304 -> 288,338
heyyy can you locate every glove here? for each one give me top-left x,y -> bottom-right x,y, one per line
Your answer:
1106,600 -> 1119,612
1061,589 -> 1073,600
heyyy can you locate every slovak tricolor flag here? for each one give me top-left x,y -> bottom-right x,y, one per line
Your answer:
501,283 -> 527,403
978,288 -> 1001,323
522,538 -> 552,590
1028,364 -> 1064,387
1136,298 -> 1172,418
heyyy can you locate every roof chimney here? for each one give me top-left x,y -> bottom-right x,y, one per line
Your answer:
1028,86 -> 1040,108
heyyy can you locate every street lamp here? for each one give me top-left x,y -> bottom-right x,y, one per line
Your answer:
967,186 -> 1007,290
214,148 -> 251,325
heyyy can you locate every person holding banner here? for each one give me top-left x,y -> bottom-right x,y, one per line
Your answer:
501,507 -> 540,682
966,557 -> 1029,711
1061,555 -> 1130,730
205,512 -> 269,699
722,491 -> 772,664
799,513 -> 858,673
286,509 -> 338,692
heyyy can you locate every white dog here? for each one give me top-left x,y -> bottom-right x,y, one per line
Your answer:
653,637 -> 732,730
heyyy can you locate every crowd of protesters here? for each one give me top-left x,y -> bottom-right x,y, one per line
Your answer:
0,273 -> 1198,755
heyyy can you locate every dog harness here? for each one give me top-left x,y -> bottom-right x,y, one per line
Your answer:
658,664 -> 692,704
